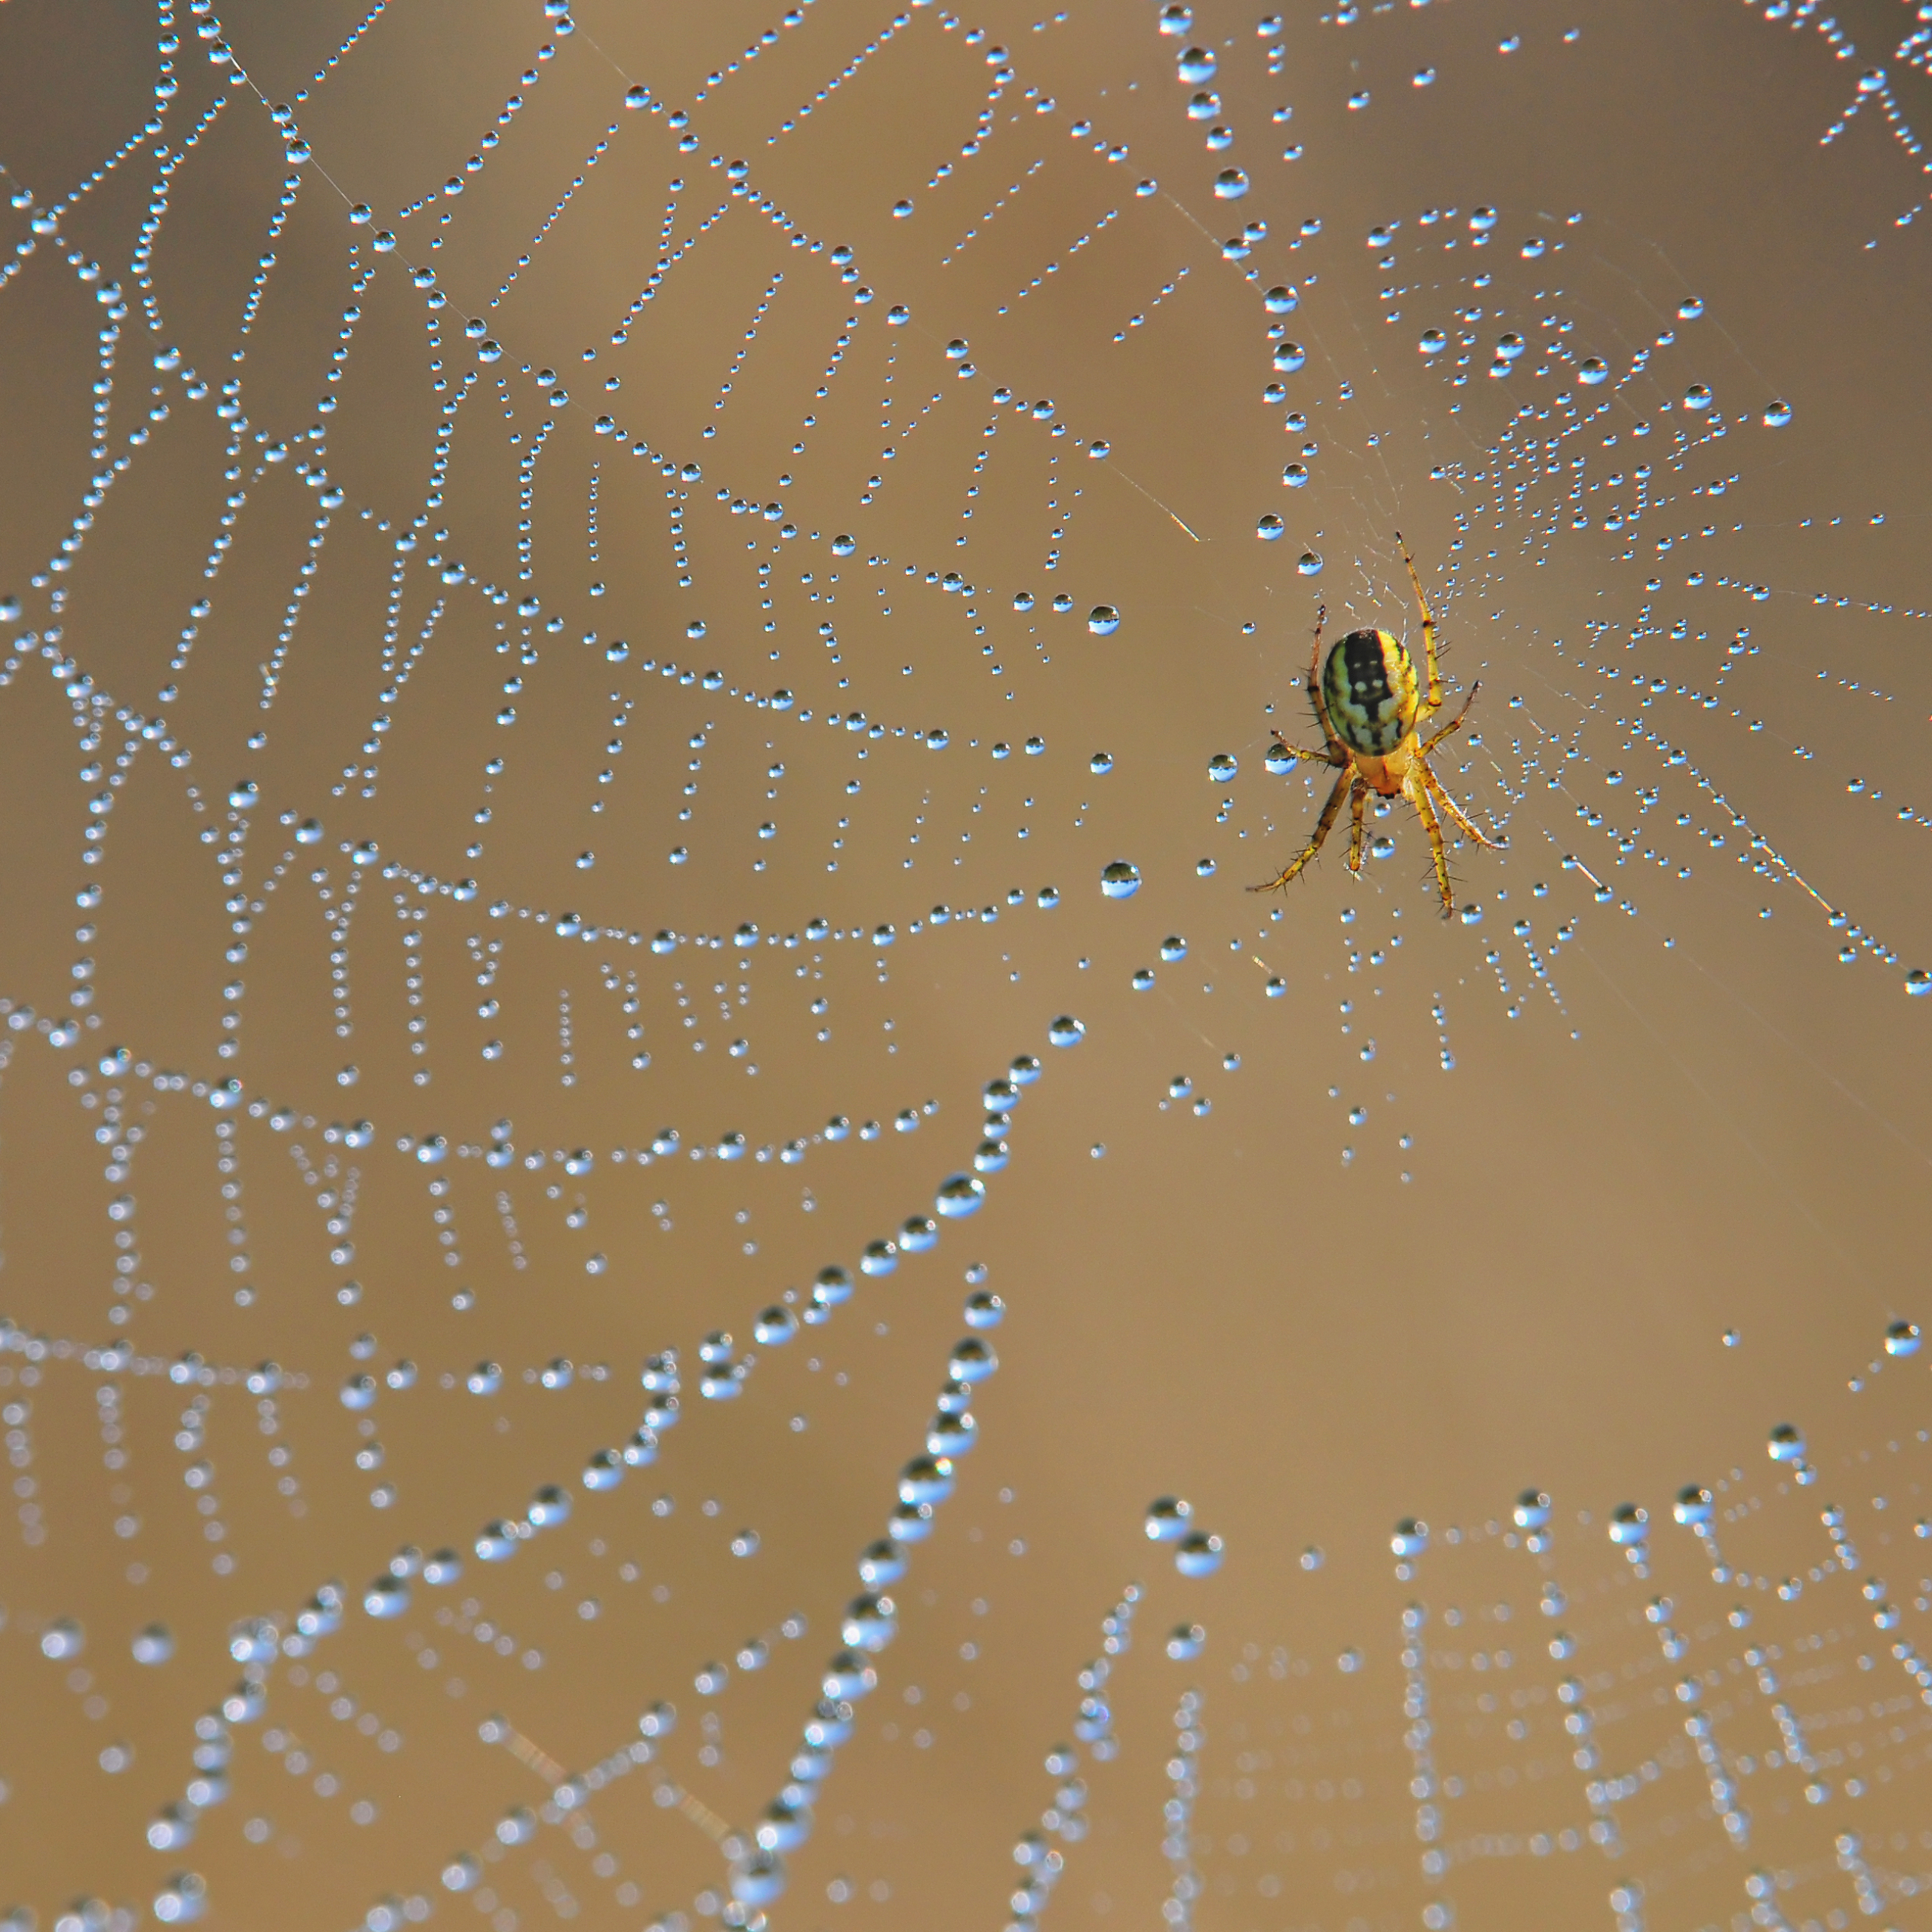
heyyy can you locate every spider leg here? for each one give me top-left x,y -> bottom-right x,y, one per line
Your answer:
1305,601 -> 1349,760
1269,741 -> 1346,770
1249,763 -> 1353,894
1392,529 -> 1443,715
1421,759 -> 1507,851
1345,776 -> 1370,875
1410,766 -> 1457,915
1418,678 -> 1481,756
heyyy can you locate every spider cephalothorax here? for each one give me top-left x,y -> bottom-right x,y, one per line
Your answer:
1252,533 -> 1503,915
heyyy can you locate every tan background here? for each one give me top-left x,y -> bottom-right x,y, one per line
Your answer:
2,0 -> 1930,1927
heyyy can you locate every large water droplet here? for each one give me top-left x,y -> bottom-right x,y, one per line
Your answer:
1100,860 -> 1141,899
1175,1531 -> 1223,1577
936,1173 -> 985,1217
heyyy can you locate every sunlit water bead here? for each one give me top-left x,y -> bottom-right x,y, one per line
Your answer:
1088,605 -> 1120,635
937,1172 -> 984,1217
1145,1495 -> 1193,1541
1608,1502 -> 1649,1556
1884,1318 -> 1921,1355
39,1617 -> 85,1660
1165,1623 -> 1206,1661
1672,1483 -> 1715,1527
1100,860 -> 1140,899
1297,551 -> 1323,577
1048,1015 -> 1086,1048
1174,1531 -> 1223,1577
1578,357 -> 1610,386
132,1623 -> 174,1665
1512,1489 -> 1554,1551
964,1290 -> 1004,1328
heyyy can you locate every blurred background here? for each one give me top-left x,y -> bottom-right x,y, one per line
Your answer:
2,1 -> 1930,1927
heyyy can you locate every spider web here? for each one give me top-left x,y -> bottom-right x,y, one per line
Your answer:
2,2 -> 1931,1930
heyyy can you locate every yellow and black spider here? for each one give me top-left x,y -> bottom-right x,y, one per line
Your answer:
1251,533 -> 1503,915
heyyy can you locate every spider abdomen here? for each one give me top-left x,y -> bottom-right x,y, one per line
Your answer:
1322,627 -> 1419,757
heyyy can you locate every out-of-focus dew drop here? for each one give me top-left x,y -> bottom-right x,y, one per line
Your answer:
1144,1496 -> 1192,1541
1165,1623 -> 1206,1660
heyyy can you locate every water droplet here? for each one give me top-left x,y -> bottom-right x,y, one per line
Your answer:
1048,1014 -> 1087,1047
1165,1623 -> 1206,1660
1763,399 -> 1793,428
1214,169 -> 1249,199
1578,357 -> 1609,385
1297,551 -> 1322,577
1607,1503 -> 1648,1546
1884,1319 -> 1921,1356
755,1305 -> 798,1346
1419,328 -> 1447,355
1175,1531 -> 1223,1577
1672,1484 -> 1713,1526
1767,1423 -> 1805,1462
1145,1495 -> 1192,1541
1390,1518 -> 1429,1558
1512,1489 -> 1551,1530
937,1173 -> 985,1218
132,1623 -> 174,1665
1088,605 -> 1120,635
1100,860 -> 1141,899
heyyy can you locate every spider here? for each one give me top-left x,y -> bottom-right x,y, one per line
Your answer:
1251,532 -> 1503,915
